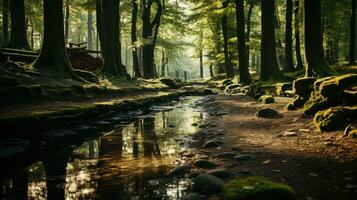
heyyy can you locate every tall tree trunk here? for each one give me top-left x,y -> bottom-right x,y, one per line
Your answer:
131,0 -> 141,77
101,0 -> 127,77
87,11 -> 94,50
349,0 -> 356,65
246,2 -> 254,69
294,0 -> 304,70
199,27 -> 204,78
96,0 -> 105,55
141,0 -> 163,79
64,0 -> 69,45
304,0 -> 337,77
7,0 -> 30,50
222,0 -> 235,78
274,5 -> 285,69
285,0 -> 294,71
33,0 -> 77,78
260,0 -> 283,81
161,48 -> 166,77
2,0 -> 9,46
236,0 -> 252,84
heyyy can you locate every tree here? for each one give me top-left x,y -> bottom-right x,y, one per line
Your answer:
235,0 -> 252,84
222,0 -> 235,78
87,11 -> 94,50
101,0 -> 128,77
33,0 -> 78,78
245,1 -> 254,68
350,0 -> 356,65
199,27 -> 204,79
285,0 -> 294,71
96,0 -> 104,53
294,0 -> 304,70
2,0 -> 9,46
141,0 -> 163,79
260,0 -> 282,81
131,0 -> 141,77
64,0 -> 69,44
304,0 -> 337,77
7,0 -> 31,50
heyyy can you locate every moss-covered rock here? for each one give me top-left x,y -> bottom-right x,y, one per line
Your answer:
256,108 -> 279,118
159,78 -> 181,89
247,82 -> 276,97
313,106 -> 357,132
348,130 -> 357,138
259,95 -> 275,104
223,176 -> 296,200
276,83 -> 293,96
292,77 -> 317,96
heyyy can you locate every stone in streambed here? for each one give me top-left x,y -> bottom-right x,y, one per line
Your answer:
182,193 -> 201,200
203,140 -> 220,148
234,154 -> 253,162
166,163 -> 192,177
194,159 -> 216,169
207,168 -> 234,179
215,152 -> 236,159
255,108 -> 279,118
194,174 -> 225,195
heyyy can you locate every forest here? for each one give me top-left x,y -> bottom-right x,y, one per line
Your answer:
0,0 -> 356,199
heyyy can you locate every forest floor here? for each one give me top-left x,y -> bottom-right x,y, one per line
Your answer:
190,94 -> 357,200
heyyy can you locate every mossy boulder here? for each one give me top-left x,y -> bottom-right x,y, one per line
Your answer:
348,130 -> 357,138
258,95 -> 275,104
223,176 -> 296,200
159,78 -> 181,89
225,84 -> 241,93
319,74 -> 357,103
313,106 -> 357,132
194,174 -> 225,194
276,83 -> 293,96
203,88 -> 215,95
256,108 -> 279,118
292,77 -> 317,96
248,82 -> 276,97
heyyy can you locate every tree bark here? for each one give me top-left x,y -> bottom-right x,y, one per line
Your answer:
65,0 -> 69,45
141,0 -> 163,79
101,0 -> 127,77
131,0 -> 141,77
2,0 -> 9,46
260,0 -> 283,81
285,0 -> 294,71
161,48 -> 166,77
246,2 -> 254,69
304,0 -> 337,77
199,27 -> 204,78
222,0 -> 235,78
96,0 -> 105,55
87,11 -> 94,50
33,0 -> 77,78
236,0 -> 252,84
294,0 -> 304,70
7,0 -> 30,50
349,0 -> 356,65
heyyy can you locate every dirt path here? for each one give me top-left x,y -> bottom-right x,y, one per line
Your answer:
196,94 -> 357,200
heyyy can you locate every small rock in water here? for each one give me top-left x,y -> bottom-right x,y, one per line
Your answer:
207,168 -> 234,179
166,164 -> 192,177
194,174 -> 224,194
203,140 -> 220,148
182,193 -> 201,200
234,154 -> 253,162
194,159 -> 216,169
214,152 -> 236,159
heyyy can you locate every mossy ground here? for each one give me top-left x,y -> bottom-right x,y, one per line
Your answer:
223,176 -> 296,200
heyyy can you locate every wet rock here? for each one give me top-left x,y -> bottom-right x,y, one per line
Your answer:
203,140 -> 220,148
234,154 -> 253,162
194,159 -> 216,169
166,164 -> 192,177
182,193 -> 201,200
255,108 -> 279,118
223,176 -> 297,200
259,95 -> 275,104
194,174 -> 224,194
215,152 -> 236,159
203,88 -> 215,95
207,168 -> 234,179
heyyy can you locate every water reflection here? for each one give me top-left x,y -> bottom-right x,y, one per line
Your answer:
1,96 -> 205,200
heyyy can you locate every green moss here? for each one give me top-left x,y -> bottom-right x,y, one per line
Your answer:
292,77 -> 317,96
319,74 -> 357,102
349,130 -> 357,138
223,176 -> 296,200
159,78 -> 181,89
313,106 -> 357,132
259,95 -> 275,104
275,83 -> 293,96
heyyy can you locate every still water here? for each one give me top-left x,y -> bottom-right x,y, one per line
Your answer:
0,96 -> 206,200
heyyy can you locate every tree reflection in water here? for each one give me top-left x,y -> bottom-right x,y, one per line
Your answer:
1,96 -> 204,200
